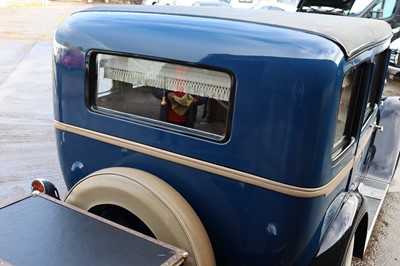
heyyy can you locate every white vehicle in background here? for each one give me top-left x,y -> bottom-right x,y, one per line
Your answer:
388,37 -> 400,78
192,1 -> 232,7
230,0 -> 257,8
147,0 -> 231,6
155,0 -> 196,5
253,1 -> 297,11
231,0 -> 298,9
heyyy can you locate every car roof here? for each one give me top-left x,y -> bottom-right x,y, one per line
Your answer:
78,5 -> 392,58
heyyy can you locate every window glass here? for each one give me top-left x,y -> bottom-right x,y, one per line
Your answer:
363,53 -> 385,124
95,54 -> 232,140
332,67 -> 362,156
363,81 -> 378,124
371,0 -> 397,19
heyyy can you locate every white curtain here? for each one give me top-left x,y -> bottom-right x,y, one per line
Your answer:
99,55 -> 231,101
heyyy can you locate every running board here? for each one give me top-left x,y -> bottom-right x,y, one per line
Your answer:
358,178 -> 390,250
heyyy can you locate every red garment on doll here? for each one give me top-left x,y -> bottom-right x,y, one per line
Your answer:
167,92 -> 187,123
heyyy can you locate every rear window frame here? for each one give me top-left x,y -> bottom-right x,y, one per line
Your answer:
87,50 -> 235,143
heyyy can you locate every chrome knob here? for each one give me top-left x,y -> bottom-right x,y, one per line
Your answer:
372,124 -> 384,132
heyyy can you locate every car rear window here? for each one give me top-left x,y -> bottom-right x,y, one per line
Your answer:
93,53 -> 233,141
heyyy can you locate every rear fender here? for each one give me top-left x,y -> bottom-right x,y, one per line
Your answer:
311,191 -> 367,265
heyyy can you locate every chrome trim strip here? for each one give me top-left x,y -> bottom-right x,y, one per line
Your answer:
54,121 -> 354,198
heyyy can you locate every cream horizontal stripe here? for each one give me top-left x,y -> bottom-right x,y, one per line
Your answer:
54,120 -> 353,198
356,126 -> 374,161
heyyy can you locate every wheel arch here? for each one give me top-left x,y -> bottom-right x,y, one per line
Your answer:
311,191 -> 368,265
65,167 -> 216,266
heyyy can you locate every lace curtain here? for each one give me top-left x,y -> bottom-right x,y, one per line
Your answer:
99,55 -> 231,101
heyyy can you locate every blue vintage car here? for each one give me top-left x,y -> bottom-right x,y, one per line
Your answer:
52,6 -> 399,265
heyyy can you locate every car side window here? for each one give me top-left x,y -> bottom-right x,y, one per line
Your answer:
363,53 -> 387,124
332,67 -> 363,159
93,54 -> 232,141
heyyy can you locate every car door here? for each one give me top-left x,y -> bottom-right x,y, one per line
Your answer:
353,52 -> 388,184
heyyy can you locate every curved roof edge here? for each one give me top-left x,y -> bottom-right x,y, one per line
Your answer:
78,5 -> 393,59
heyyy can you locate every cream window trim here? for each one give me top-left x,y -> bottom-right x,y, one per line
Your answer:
355,125 -> 374,161
54,120 -> 354,199
99,55 -> 231,101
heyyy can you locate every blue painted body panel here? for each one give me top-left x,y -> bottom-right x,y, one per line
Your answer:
52,7 -> 394,265
56,129 -> 347,265
55,11 -> 345,187
367,96 -> 400,181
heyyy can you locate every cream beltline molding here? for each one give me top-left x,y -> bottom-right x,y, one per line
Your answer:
54,120 -> 358,199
